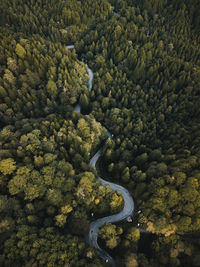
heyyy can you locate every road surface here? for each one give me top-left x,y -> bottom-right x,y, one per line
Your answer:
69,44 -> 135,266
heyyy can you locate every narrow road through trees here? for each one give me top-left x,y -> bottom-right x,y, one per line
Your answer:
68,44 -> 135,266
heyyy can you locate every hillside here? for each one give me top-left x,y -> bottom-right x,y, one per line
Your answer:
0,0 -> 200,266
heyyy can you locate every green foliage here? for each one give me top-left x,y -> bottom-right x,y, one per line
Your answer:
80,93 -> 89,112
99,222 -> 123,249
124,253 -> 138,267
0,0 -> 200,266
46,80 -> 58,98
0,158 -> 16,175
126,227 -> 140,243
15,44 -> 26,59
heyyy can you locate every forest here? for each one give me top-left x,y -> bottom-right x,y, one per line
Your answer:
0,0 -> 200,266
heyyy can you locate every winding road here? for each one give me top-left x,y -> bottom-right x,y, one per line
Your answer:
67,44 -> 135,266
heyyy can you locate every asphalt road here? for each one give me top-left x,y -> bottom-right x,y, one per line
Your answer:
89,150 -> 134,266
69,45 -> 135,266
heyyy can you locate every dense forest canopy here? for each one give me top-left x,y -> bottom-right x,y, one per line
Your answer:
0,0 -> 200,266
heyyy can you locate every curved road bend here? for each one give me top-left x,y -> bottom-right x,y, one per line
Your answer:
67,44 -> 135,266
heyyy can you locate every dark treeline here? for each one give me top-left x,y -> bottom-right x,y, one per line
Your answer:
0,0 -> 200,266
0,0 -> 112,44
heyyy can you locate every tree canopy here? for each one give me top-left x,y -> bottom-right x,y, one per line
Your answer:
0,0 -> 200,266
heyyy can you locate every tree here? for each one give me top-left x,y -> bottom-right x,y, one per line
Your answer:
46,80 -> 58,98
104,72 -> 113,84
126,227 -> 140,243
55,214 -> 67,227
7,57 -> 18,73
125,253 -> 138,267
102,97 -> 110,111
135,153 -> 148,167
0,158 -> 16,175
15,44 -> 26,59
0,85 -> 7,98
174,172 -> 186,186
180,184 -> 198,202
99,222 -> 123,249
149,149 -> 162,161
95,55 -> 105,69
122,167 -> 130,183
77,118 -> 90,140
113,25 -> 122,40
177,216 -> 192,232
42,165 -> 55,186
80,93 -> 89,112
46,188 -> 63,206
24,183 -> 45,201
0,217 -> 15,233
106,237 -> 118,249
168,189 -> 180,208
34,156 -> 44,168
156,162 -> 168,176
